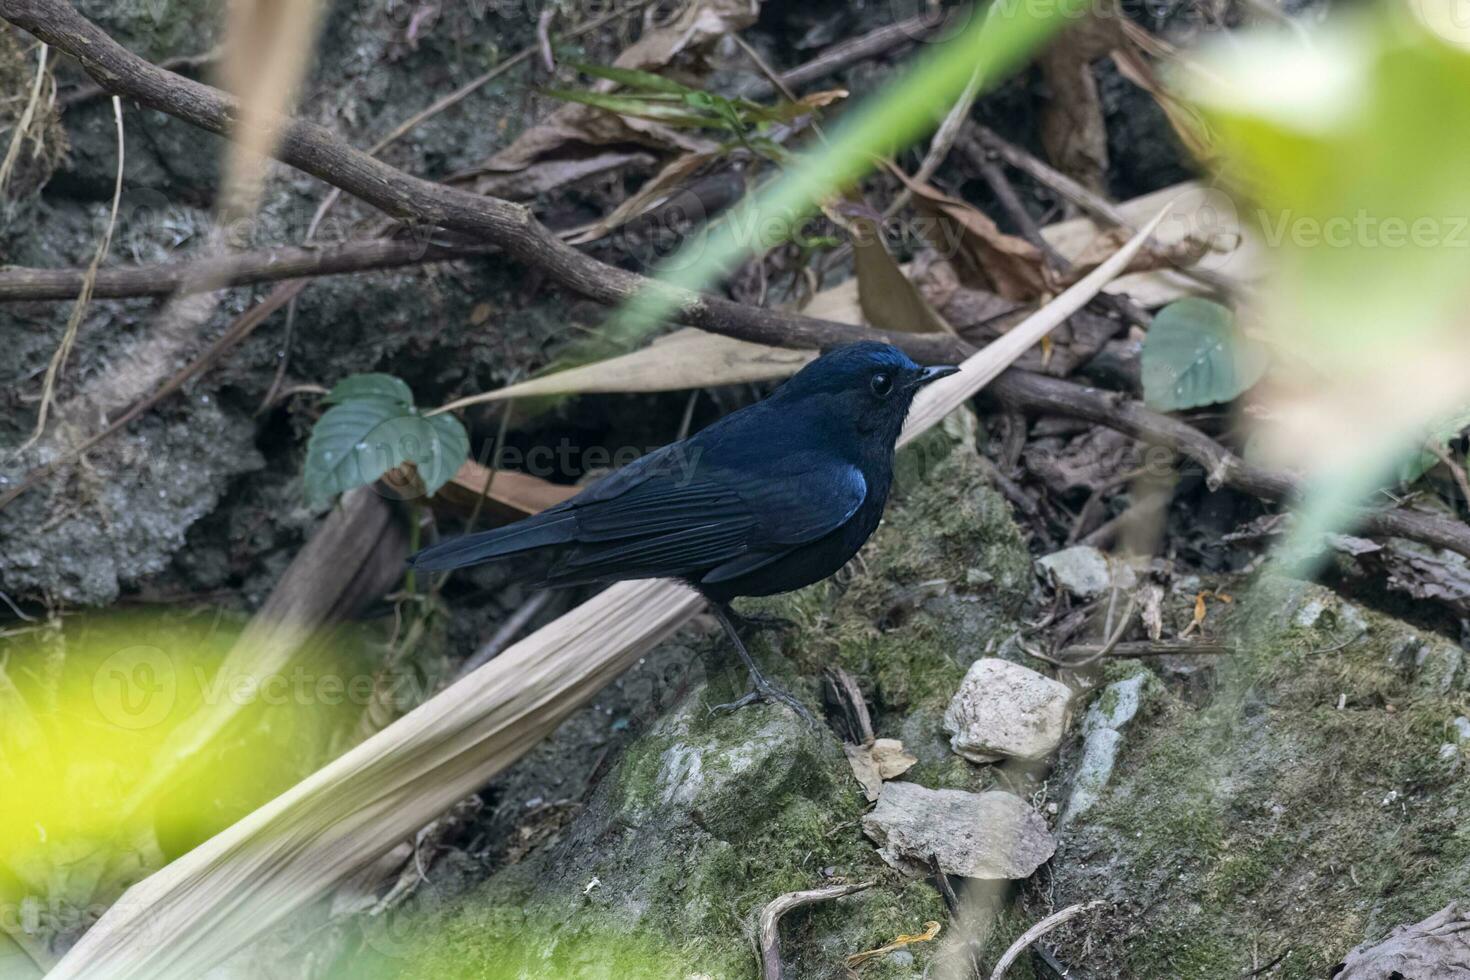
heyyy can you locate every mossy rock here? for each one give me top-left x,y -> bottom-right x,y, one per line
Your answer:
341,702 -> 946,980
1043,577 -> 1470,978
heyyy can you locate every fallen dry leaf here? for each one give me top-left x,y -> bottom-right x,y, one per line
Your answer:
889,168 -> 1048,301
846,920 -> 942,969
843,737 -> 918,802
849,213 -> 954,335
434,328 -> 815,413
1036,14 -> 1124,193
1180,589 -> 1232,639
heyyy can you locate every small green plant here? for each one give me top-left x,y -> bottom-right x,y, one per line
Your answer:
1141,297 -> 1267,411
543,59 -> 841,156
303,373 -> 469,506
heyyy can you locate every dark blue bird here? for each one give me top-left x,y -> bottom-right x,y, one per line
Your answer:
408,342 -> 959,718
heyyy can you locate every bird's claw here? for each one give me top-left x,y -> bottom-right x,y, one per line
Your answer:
730,611 -> 799,635
712,675 -> 815,726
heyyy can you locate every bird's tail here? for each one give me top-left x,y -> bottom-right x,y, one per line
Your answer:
407,511 -> 576,572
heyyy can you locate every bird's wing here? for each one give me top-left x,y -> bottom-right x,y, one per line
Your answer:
543,447 -> 867,586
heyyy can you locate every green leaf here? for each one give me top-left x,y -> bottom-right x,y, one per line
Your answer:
321,373 -> 413,409
538,88 -> 726,128
563,59 -> 697,96
1141,298 -> 1268,411
418,413 -> 470,497
304,398 -> 469,506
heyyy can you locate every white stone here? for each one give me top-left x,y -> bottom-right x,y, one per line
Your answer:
944,658 -> 1072,763
1037,546 -> 1136,599
862,782 -> 1056,880
1063,672 -> 1153,827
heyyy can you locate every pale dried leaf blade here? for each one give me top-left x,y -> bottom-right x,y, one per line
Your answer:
435,329 -> 816,412
217,0 -> 326,217
900,205 -> 1172,442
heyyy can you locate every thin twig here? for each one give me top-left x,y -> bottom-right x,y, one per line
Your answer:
1427,440 -> 1470,510
0,37 -> 47,196
962,126 -> 1235,295
456,590 -> 554,679
14,95 -> 124,453
736,11 -> 950,100
1062,596 -> 1136,668
758,882 -> 872,980
989,902 -> 1103,980
1058,639 -> 1232,658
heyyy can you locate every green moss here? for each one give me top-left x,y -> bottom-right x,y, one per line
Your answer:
1049,580 -> 1470,977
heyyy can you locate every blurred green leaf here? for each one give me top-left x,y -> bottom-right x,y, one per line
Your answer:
1141,298 -> 1267,410
539,88 -> 727,128
564,58 -> 698,95
1182,10 -> 1470,572
305,375 -> 469,505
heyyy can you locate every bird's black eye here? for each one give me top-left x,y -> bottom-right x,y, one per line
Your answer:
870,371 -> 894,397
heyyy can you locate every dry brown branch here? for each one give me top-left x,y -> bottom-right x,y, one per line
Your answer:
430,457 -> 579,521
759,883 -> 873,980
0,237 -> 493,301
988,902 -> 1103,980
738,11 -> 949,99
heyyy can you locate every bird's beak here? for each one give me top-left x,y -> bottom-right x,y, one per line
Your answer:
911,364 -> 961,389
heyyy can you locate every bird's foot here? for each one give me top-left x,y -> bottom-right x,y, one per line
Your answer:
728,610 -> 799,635
711,671 -> 815,726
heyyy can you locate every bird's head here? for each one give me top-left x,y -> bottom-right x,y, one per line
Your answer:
774,342 -> 960,443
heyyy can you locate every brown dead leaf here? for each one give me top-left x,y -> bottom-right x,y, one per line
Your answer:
428,459 -> 580,522
843,737 -> 918,802
888,168 -> 1048,301
1110,39 -> 1215,163
1036,14 -> 1123,194
850,214 -> 955,335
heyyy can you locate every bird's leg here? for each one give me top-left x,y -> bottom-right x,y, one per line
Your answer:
708,602 -> 814,724
725,605 -> 799,636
